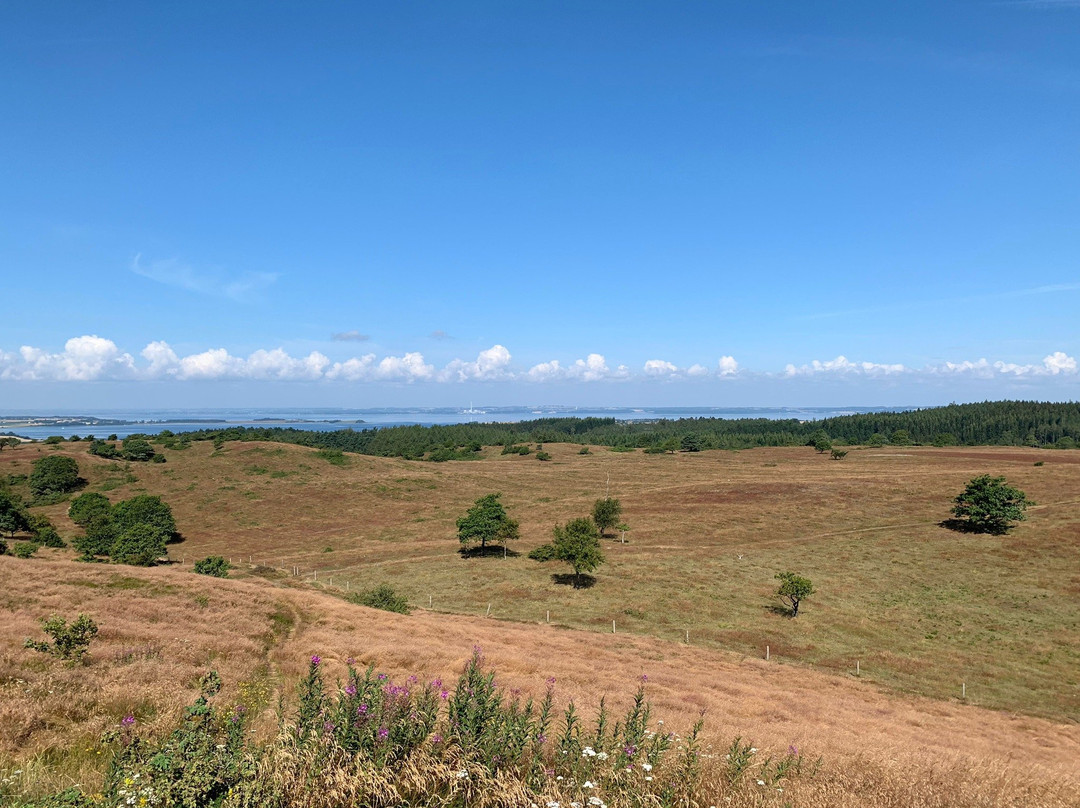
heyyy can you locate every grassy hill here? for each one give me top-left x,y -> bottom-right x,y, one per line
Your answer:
2,439 -> 1079,804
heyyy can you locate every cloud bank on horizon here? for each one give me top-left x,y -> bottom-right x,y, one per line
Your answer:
1,335 -> 1076,389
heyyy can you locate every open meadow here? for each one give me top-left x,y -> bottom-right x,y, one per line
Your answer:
2,438 -> 1079,804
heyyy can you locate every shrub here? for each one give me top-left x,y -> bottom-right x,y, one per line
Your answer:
13,541 -> 37,558
349,583 -> 411,614
578,446 -> 591,455
28,514 -> 66,547
110,523 -> 168,566
194,556 -> 231,578
0,488 -> 30,537
830,449 -> 848,460
88,439 -> 121,459
43,435 -> 64,445
150,453 -> 167,463
535,451 -> 552,461
24,613 -> 98,663
30,455 -> 81,497
0,539 -> 6,555
69,492 -> 113,526
121,437 -> 156,462
112,494 -> 177,541
74,514 -> 119,560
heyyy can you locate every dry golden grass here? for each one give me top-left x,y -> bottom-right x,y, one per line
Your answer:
9,439 -> 1076,716
2,555 -> 1079,804
2,439 -> 1080,803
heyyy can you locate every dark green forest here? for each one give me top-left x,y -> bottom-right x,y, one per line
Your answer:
156,401 -> 1080,460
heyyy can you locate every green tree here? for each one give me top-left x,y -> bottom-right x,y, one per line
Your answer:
775,571 -> 815,617
88,439 -> 121,459
27,514 -> 65,548
550,517 -> 605,588
69,492 -> 113,527
456,493 -> 519,556
73,514 -> 118,560
890,429 -> 911,446
29,455 -> 81,497
830,448 -> 848,461
193,556 -> 231,578
0,489 -> 30,537
112,495 -> 177,541
121,437 -> 156,462
813,437 -> 832,453
110,523 -> 168,566
950,475 -> 1033,535
591,497 -> 622,537
680,434 -> 704,452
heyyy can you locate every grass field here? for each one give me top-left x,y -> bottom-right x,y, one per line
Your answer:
2,438 -> 1079,803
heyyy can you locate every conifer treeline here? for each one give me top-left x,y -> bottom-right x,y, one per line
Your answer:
169,400 -> 1080,458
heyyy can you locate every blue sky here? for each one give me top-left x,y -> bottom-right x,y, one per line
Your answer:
1,1 -> 1078,408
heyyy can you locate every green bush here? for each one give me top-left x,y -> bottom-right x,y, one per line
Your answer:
28,514 -> 66,548
0,488 -> 30,536
13,541 -> 38,558
0,539 -> 6,555
110,523 -> 168,566
112,494 -> 177,541
194,556 -> 231,578
88,439 -> 121,459
578,446 -> 591,455
150,453 -> 167,463
348,583 -> 411,614
30,455 -> 81,497
535,451 -> 552,461
43,435 -> 64,445
24,613 -> 98,663
68,492 -> 112,527
315,448 -> 347,465
121,437 -> 156,462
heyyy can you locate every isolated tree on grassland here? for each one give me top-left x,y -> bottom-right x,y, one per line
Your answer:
532,517 -> 605,588
830,449 -> 848,461
591,497 -> 622,537
29,455 -> 81,497
456,493 -> 519,556
950,474 -> 1032,535
24,614 -> 98,663
775,571 -> 815,618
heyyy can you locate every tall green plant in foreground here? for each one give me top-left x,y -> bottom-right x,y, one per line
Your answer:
21,649 -> 813,808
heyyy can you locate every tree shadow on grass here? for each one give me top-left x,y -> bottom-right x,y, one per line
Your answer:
551,573 -> 596,589
938,518 -> 1006,535
763,603 -> 793,618
458,544 -> 521,559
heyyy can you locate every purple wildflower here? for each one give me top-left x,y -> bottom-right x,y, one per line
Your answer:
377,673 -> 387,681
346,657 -> 356,665
625,745 -> 637,757
324,721 -> 335,733
536,733 -> 547,744
358,704 -> 369,716
440,689 -> 449,700
310,655 -> 321,666
345,684 -> 357,696
432,734 -> 444,744
121,715 -> 135,727
378,727 -> 389,740
788,745 -> 799,757
640,674 -> 648,683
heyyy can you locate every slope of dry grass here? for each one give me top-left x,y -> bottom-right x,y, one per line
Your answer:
1,557 -> 1078,805
7,439 -> 1075,718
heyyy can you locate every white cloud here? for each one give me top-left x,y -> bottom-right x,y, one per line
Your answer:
784,356 -> 907,377
643,359 -> 679,377
932,351 -> 1078,378
8,336 -> 136,381
440,345 -> 513,382
1,337 -> 1076,389
177,348 -> 246,380
525,353 -> 630,383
